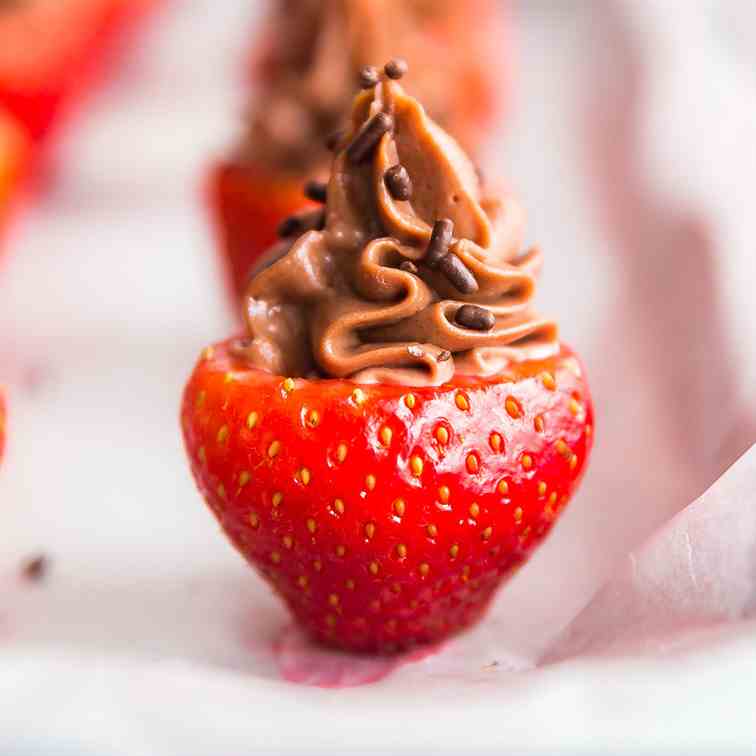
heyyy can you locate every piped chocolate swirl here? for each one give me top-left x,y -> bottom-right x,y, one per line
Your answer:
237,67 -> 558,386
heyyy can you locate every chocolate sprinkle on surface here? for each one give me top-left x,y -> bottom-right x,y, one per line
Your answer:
384,164 -> 413,201
439,252 -> 479,294
455,304 -> 495,331
436,350 -> 452,362
277,209 -> 325,238
359,65 -> 380,89
304,180 -> 327,203
384,58 -> 408,80
277,215 -> 300,238
21,554 -> 49,583
399,260 -> 418,275
347,112 -> 394,164
424,218 -> 454,268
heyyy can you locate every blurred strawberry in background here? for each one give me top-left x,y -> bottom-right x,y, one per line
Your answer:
0,0 -> 160,240
211,0 -> 507,301
0,0 -> 159,145
0,0 -> 160,455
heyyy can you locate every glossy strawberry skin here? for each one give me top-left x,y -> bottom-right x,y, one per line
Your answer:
181,340 -> 593,653
209,160 -> 314,300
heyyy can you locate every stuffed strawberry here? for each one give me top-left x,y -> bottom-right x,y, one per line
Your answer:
184,65 -> 593,653
0,0 -> 158,144
212,0 -> 503,300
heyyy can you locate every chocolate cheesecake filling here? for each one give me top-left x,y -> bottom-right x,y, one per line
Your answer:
236,74 -> 558,387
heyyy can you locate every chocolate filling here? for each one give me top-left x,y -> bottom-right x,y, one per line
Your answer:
237,76 -> 557,387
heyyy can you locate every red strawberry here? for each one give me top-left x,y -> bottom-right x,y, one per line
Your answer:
0,0 -> 157,144
181,339 -> 593,653
209,161 -> 315,299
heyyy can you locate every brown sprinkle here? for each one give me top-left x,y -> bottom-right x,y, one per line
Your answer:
303,180 -> 327,203
384,164 -> 413,200
347,112 -> 394,164
424,218 -> 454,268
399,260 -> 419,275
437,349 -> 452,362
438,252 -> 478,294
384,58 -> 408,79
276,215 -> 300,238
455,304 -> 495,331
359,65 -> 380,89
277,209 -> 324,238
21,554 -> 49,583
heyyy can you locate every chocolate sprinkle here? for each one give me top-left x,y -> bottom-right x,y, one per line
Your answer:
384,164 -> 413,201
384,58 -> 408,80
455,304 -> 495,331
325,129 -> 345,152
359,65 -> 380,89
438,253 -> 479,294
399,260 -> 419,275
277,209 -> 325,238
424,219 -> 454,268
347,112 -> 394,164
277,216 -> 300,237
303,180 -> 327,203
21,554 -> 49,583
436,350 -> 452,362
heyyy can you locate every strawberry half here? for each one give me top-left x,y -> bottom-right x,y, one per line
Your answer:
181,339 -> 593,653
209,161 -> 314,299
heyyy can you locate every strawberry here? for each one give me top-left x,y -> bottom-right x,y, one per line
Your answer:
209,161 -> 314,299
0,0 -> 157,144
181,339 -> 593,653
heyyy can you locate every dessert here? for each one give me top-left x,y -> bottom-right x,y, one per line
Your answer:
211,0 -> 503,298
183,66 -> 592,653
0,0 -> 158,144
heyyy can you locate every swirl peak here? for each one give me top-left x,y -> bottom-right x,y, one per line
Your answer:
237,68 -> 558,386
